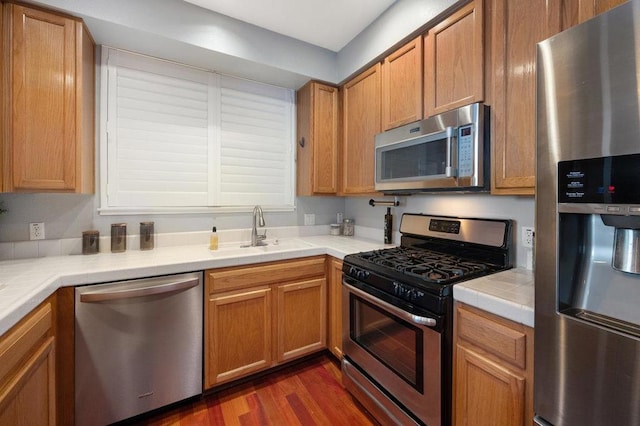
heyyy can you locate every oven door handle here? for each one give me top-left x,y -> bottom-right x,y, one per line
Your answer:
343,280 -> 437,328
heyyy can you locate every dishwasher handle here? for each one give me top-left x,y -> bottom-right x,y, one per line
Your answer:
80,277 -> 199,303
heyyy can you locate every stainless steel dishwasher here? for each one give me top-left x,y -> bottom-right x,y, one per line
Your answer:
75,272 -> 203,425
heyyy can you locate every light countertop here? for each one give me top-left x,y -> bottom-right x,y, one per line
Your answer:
0,235 -> 534,335
454,268 -> 535,327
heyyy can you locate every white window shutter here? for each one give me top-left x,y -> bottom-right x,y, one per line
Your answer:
101,48 -> 295,213
105,49 -> 214,208
217,75 -> 295,207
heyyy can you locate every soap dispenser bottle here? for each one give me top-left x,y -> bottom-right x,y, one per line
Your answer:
384,208 -> 393,244
209,226 -> 219,250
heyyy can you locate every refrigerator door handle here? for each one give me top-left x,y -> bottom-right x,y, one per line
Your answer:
534,415 -> 554,426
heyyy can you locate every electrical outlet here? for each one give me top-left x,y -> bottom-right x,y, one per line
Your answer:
522,226 -> 534,248
29,222 -> 45,240
304,214 -> 316,226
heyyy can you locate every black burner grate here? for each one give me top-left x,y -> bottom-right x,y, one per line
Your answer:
354,246 -> 490,284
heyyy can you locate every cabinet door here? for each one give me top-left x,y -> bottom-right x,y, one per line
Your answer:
0,302 -> 56,426
342,63 -> 381,194
275,278 -> 326,363
425,0 -> 484,117
454,345 -> 525,426
553,0 -> 628,30
491,0 -> 555,194
205,287 -> 272,388
327,258 -> 343,359
296,82 -> 339,195
579,0 -> 628,22
4,4 -> 94,193
382,36 -> 422,130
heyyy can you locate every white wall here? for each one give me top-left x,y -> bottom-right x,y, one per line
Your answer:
346,194 -> 536,268
29,0 -> 461,88
337,0 -> 457,81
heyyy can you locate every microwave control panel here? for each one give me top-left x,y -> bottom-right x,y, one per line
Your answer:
458,125 -> 474,177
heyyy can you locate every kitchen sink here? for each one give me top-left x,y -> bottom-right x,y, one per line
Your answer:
239,239 -> 315,251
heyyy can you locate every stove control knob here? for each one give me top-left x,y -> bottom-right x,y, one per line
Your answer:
349,266 -> 357,276
356,270 -> 366,280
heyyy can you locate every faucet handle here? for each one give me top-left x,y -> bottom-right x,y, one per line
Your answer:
256,231 -> 267,241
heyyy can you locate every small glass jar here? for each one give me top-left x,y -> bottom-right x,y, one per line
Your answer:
329,224 -> 341,236
343,219 -> 355,236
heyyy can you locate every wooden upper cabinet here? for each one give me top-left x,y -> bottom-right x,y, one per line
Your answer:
578,0 -> 628,25
553,0 -> 628,30
3,3 -> 94,193
490,0 -> 555,195
342,63 -> 381,195
296,81 -> 339,196
424,0 -> 484,117
381,36 -> 423,130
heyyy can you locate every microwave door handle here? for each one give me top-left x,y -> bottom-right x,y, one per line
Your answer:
445,126 -> 457,178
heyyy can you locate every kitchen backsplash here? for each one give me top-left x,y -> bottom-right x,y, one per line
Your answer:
0,192 -> 534,268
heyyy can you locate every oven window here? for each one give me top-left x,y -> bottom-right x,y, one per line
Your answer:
350,294 -> 424,392
380,138 -> 446,180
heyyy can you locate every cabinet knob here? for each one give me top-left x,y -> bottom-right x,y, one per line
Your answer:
299,137 -> 305,148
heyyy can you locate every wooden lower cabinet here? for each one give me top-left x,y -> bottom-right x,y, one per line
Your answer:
453,303 -> 533,426
204,257 -> 327,389
327,257 -> 343,359
206,287 -> 272,388
275,278 -> 326,363
0,298 -> 56,426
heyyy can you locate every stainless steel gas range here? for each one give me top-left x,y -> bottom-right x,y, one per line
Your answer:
341,213 -> 513,426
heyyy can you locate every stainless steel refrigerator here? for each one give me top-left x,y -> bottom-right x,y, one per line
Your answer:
536,1 -> 640,425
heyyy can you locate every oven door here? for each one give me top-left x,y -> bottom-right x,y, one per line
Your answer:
342,278 -> 443,426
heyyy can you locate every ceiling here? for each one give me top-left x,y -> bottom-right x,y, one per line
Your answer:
183,0 -> 397,52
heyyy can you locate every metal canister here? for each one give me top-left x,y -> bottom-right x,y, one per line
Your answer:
111,223 -> 127,253
343,219 -> 355,236
140,222 -> 155,251
82,230 -> 100,255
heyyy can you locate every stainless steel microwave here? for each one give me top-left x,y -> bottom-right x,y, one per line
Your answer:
375,103 -> 488,193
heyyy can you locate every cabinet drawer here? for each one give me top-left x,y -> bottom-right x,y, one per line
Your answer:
206,256 -> 325,293
0,301 -> 53,383
456,304 -> 527,369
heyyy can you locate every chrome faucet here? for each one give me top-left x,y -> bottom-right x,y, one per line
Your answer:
251,205 -> 267,246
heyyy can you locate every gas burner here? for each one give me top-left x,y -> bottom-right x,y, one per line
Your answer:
351,246 -> 491,285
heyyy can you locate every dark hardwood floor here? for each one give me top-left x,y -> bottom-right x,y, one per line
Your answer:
131,353 -> 378,426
